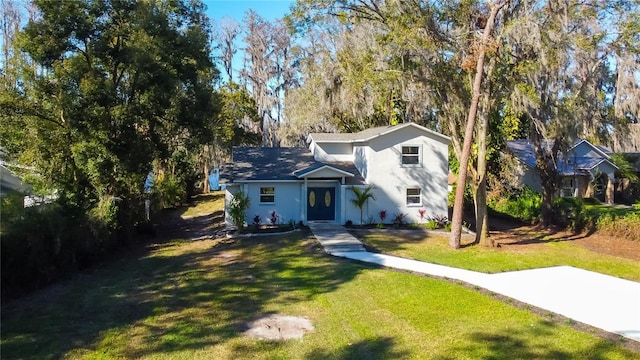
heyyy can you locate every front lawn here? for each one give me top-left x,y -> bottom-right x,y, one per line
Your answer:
355,231 -> 640,282
2,230 -> 638,359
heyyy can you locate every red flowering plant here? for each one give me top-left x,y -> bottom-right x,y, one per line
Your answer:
379,210 -> 387,223
418,209 -> 426,223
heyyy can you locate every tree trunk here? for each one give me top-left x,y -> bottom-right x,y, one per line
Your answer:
475,107 -> 492,246
541,182 -> 554,227
450,1 -> 506,249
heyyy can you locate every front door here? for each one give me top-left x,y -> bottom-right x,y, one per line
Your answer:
307,187 -> 335,221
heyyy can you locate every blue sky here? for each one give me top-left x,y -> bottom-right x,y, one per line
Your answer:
203,0 -> 295,23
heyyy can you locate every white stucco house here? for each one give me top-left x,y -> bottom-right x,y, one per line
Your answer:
220,122 -> 450,226
506,139 -> 618,203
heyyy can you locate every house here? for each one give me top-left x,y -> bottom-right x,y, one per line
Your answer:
506,139 -> 618,203
0,164 -> 31,197
220,122 -> 450,226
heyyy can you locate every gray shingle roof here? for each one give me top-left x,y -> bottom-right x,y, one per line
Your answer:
308,122 -> 450,143
308,127 -> 393,142
221,147 -> 365,184
506,139 -> 617,176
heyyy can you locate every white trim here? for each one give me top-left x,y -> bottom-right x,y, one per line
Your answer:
309,122 -> 451,144
401,144 -> 422,167
259,186 -> 275,204
406,187 -> 422,206
296,165 -> 354,178
570,139 -> 612,159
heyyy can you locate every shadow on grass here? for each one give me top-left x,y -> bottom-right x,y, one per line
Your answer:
1,230 -> 364,358
433,321 -> 633,360
349,228 -> 456,255
305,336 -> 408,360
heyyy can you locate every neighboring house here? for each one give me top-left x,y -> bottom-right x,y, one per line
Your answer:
506,139 -> 618,203
0,164 -> 31,197
220,122 -> 450,226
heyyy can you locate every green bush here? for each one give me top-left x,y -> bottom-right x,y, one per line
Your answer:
596,211 -> 640,242
154,174 -> 186,208
490,187 -> 541,223
551,197 -> 591,232
228,191 -> 250,232
425,220 -> 438,230
1,193 -> 126,299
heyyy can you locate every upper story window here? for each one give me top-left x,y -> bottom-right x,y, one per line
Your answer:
406,188 -> 422,206
402,146 -> 420,165
260,187 -> 275,203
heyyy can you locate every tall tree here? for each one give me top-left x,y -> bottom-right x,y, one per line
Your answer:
214,17 -> 240,83
1,0 -> 219,237
504,0 -> 638,223
450,0 -> 508,249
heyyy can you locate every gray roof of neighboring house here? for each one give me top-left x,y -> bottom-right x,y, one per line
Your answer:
0,165 -> 31,194
308,122 -> 450,143
221,147 -> 366,184
506,139 -> 617,176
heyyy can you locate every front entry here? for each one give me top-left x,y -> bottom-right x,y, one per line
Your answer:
307,187 -> 335,221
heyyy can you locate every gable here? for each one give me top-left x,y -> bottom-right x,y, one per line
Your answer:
295,164 -> 354,178
570,140 -> 612,159
308,122 -> 450,145
507,139 -> 618,175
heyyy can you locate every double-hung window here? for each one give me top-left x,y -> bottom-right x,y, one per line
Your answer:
406,188 -> 422,206
401,146 -> 420,166
260,187 -> 275,203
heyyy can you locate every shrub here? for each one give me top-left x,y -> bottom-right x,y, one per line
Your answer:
270,211 -> 278,225
345,220 -> 353,227
490,187 -> 541,223
596,212 -> 640,242
392,213 -> 407,226
551,197 -> 590,232
253,215 -> 261,226
228,191 -> 250,232
418,209 -> 426,222
154,174 -> 186,208
379,210 -> 387,223
430,214 -> 449,228
425,220 -> 438,230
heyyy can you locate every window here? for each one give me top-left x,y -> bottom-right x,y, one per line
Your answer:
260,187 -> 275,203
406,188 -> 421,206
402,146 -> 420,165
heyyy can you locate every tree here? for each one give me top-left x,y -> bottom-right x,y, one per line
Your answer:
2,0 -> 218,239
450,0 -> 508,249
214,17 -> 240,82
349,185 -> 376,225
504,0 -> 637,223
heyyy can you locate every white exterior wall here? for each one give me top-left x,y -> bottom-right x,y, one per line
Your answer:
353,145 -> 368,182
341,184 -> 382,225
310,142 -> 353,162
343,127 -> 450,224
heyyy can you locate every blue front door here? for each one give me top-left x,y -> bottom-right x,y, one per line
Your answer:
307,187 -> 335,221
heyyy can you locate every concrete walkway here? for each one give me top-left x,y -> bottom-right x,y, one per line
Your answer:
308,223 -> 640,342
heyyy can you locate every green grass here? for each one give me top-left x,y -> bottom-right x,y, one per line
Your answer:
177,192 -> 226,218
2,231 -> 639,359
357,232 -> 640,282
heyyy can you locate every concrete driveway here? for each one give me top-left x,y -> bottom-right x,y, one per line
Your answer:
308,223 -> 640,342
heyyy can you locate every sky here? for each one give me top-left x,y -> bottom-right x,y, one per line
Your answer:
202,0 -> 296,82
203,0 -> 295,23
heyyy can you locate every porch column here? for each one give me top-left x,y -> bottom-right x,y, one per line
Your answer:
303,177 -> 308,224
606,177 -> 614,204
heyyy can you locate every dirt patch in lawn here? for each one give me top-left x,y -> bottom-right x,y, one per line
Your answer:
242,315 -> 314,341
487,218 -> 640,261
